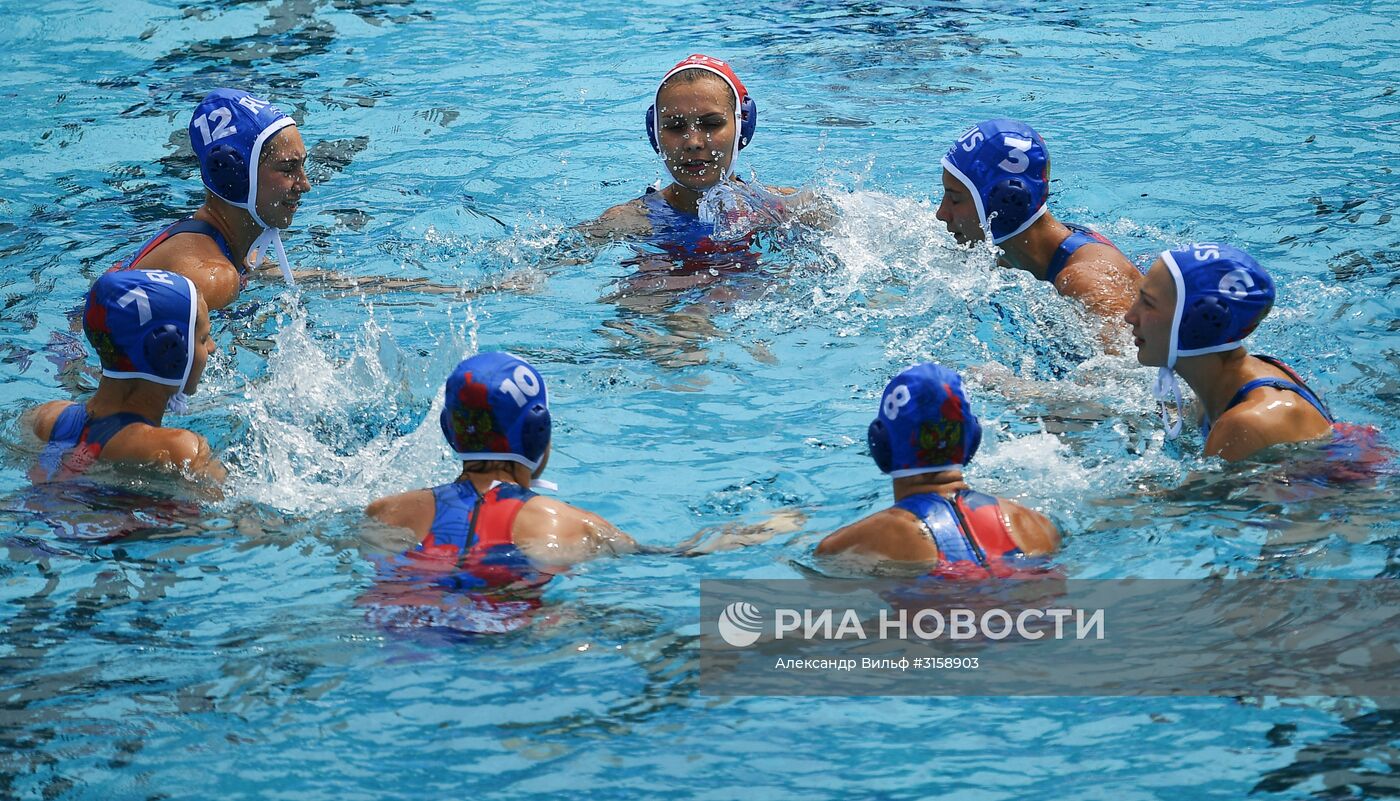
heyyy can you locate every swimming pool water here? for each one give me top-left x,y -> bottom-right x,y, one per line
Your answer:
1,1 -> 1398,798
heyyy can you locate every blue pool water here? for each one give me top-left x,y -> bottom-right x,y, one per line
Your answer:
2,1 -> 1398,798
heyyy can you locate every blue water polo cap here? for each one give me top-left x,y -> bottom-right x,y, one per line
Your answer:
83,269 -> 199,388
190,88 -> 298,284
1161,243 -> 1275,368
439,352 -> 552,471
190,89 -> 294,218
868,363 -> 983,478
941,119 -> 1051,243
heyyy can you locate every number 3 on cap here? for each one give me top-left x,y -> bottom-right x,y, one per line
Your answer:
999,136 -> 1032,174
883,385 -> 912,420
498,365 -> 541,407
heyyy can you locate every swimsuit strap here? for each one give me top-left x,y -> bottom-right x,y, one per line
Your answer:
895,492 -> 980,563
1203,354 -> 1335,440
45,403 -> 90,447
1044,223 -> 1117,285
82,411 -> 157,448
119,218 -> 239,276
425,481 -> 484,553
951,489 -> 1021,559
641,186 -> 696,220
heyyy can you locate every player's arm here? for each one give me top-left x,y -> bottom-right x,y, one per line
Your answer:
363,490 -> 436,552
762,185 -> 837,230
513,496 -> 638,567
1001,501 -> 1061,555
150,429 -> 227,497
1056,246 -> 1140,320
816,511 -> 940,562
144,240 -> 244,310
1205,402 -> 1330,462
576,199 -> 653,244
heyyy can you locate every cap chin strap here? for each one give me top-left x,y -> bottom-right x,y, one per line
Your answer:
166,392 -> 191,415
1153,367 -> 1184,440
244,224 -> 294,286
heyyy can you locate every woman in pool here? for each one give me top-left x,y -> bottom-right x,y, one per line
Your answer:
817,362 -> 1060,577
24,270 -> 224,487
364,351 -> 638,595
1125,243 -> 1375,461
579,55 -> 827,365
112,89 -> 308,311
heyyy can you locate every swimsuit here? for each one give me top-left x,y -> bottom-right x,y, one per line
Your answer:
640,188 -> 754,265
32,404 -> 153,482
1044,223 -> 1123,285
391,481 -> 546,591
895,490 -> 1022,573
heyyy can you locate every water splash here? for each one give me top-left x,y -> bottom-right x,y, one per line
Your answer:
224,300 -> 479,515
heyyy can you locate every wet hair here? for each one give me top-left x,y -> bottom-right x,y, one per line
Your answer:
658,68 -> 737,107
460,459 -> 520,474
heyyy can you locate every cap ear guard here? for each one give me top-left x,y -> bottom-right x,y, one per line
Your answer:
143,323 -> 190,380
516,402 -> 552,466
986,177 -> 1033,228
737,95 -> 757,150
438,405 -> 457,451
868,418 -> 894,474
204,143 -> 247,202
645,105 -> 660,153
1179,295 -> 1234,351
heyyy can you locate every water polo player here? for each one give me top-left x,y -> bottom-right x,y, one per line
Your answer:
817,363 -> 1060,576
937,119 -> 1141,322
365,352 -> 638,591
113,89 -> 309,310
581,54 -> 824,246
24,270 -> 224,485
1126,243 -> 1376,462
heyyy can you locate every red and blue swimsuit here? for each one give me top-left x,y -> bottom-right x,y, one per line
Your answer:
387,481 -> 547,591
895,489 -> 1023,577
31,404 -> 153,483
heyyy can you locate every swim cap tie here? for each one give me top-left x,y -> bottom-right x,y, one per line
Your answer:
941,119 -> 1051,244
1153,366 -> 1185,440
868,363 -> 983,478
190,89 -> 297,285
166,392 -> 191,415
